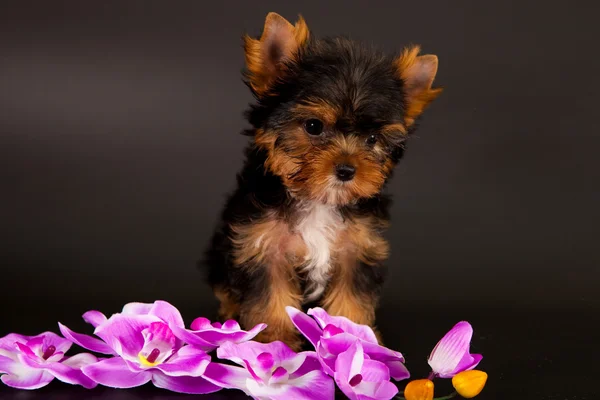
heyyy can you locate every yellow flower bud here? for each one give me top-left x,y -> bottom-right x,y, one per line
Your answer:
404,379 -> 434,400
451,370 -> 488,398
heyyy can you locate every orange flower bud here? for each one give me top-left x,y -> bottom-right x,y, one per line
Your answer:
404,379 -> 434,400
451,370 -> 488,398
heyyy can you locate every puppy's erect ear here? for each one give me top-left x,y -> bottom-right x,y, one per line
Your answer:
243,12 -> 309,96
395,45 -> 443,127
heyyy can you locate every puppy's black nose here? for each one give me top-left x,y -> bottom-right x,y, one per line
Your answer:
335,164 -> 356,181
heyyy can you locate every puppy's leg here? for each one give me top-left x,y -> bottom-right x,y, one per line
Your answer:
213,285 -> 240,321
230,216 -> 304,350
239,264 -> 303,350
323,219 -> 388,343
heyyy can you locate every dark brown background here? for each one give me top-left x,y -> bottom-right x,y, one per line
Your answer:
1,1 -> 598,399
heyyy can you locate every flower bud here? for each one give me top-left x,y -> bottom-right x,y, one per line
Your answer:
451,370 -> 488,398
404,379 -> 434,400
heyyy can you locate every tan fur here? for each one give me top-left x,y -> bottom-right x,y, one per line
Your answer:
214,286 -> 239,320
230,212 -> 306,270
229,213 -> 307,350
257,126 -> 388,205
395,45 -> 443,127
322,217 -> 388,336
293,99 -> 341,126
243,13 -> 309,96
380,122 -> 408,136
238,256 -> 304,350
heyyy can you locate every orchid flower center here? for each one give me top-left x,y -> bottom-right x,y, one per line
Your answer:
137,322 -> 178,367
349,374 -> 363,387
146,348 -> 161,364
42,345 -> 56,360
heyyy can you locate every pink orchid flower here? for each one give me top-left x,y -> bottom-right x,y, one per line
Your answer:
202,340 -> 334,400
335,340 -> 399,400
57,300 -> 186,356
427,321 -> 483,378
0,332 -> 97,390
58,301 -> 221,394
286,306 -> 409,381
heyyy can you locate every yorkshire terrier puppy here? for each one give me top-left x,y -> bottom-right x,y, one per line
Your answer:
204,12 -> 441,349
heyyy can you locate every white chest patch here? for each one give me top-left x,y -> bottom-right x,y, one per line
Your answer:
295,202 -> 343,302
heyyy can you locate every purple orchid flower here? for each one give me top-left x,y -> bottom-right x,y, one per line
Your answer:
170,317 -> 267,352
58,301 -> 221,394
202,340 -> 334,400
0,332 -> 97,390
335,340 -> 399,400
57,300 -> 186,356
427,321 -> 483,378
286,306 -> 410,381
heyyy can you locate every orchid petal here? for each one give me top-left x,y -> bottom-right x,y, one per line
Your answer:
15,343 -> 37,359
0,334 -> 30,352
360,360 -> 391,382
269,366 -> 289,384
428,321 -> 482,378
148,300 -> 185,329
286,306 -> 323,348
58,323 -> 116,355
335,341 -> 364,400
143,321 -> 177,344
354,380 -> 399,400
173,318 -> 266,352
82,311 -> 108,328
151,371 -> 222,394
217,341 -> 297,367
0,355 -> 16,372
0,367 -> 54,390
122,302 -> 153,315
288,351 -> 323,379
190,317 -> 212,330
81,357 -> 152,388
190,323 -> 267,346
335,343 -> 399,400
256,352 -> 275,370
62,353 -> 99,369
22,354 -> 99,389
94,314 -> 160,358
316,341 -> 336,376
46,353 -> 65,363
23,336 -> 44,355
247,369 -> 334,400
38,332 -> 73,355
308,307 -> 379,344
453,350 -> 483,375
361,341 -> 409,381
323,324 -> 345,337
202,362 -> 252,392
342,341 -> 364,383
319,332 -> 408,381
153,346 -> 211,377
222,320 -> 242,330
170,326 -> 218,352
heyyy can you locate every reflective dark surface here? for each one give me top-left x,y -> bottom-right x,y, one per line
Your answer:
1,0 -> 598,399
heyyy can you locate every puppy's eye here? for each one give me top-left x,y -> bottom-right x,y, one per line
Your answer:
366,134 -> 378,145
304,119 -> 324,136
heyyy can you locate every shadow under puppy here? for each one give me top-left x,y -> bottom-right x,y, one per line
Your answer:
204,12 -> 442,350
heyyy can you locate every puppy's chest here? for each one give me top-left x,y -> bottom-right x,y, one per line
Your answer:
292,203 -> 343,269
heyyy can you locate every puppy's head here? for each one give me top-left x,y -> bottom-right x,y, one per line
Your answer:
243,13 -> 442,205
